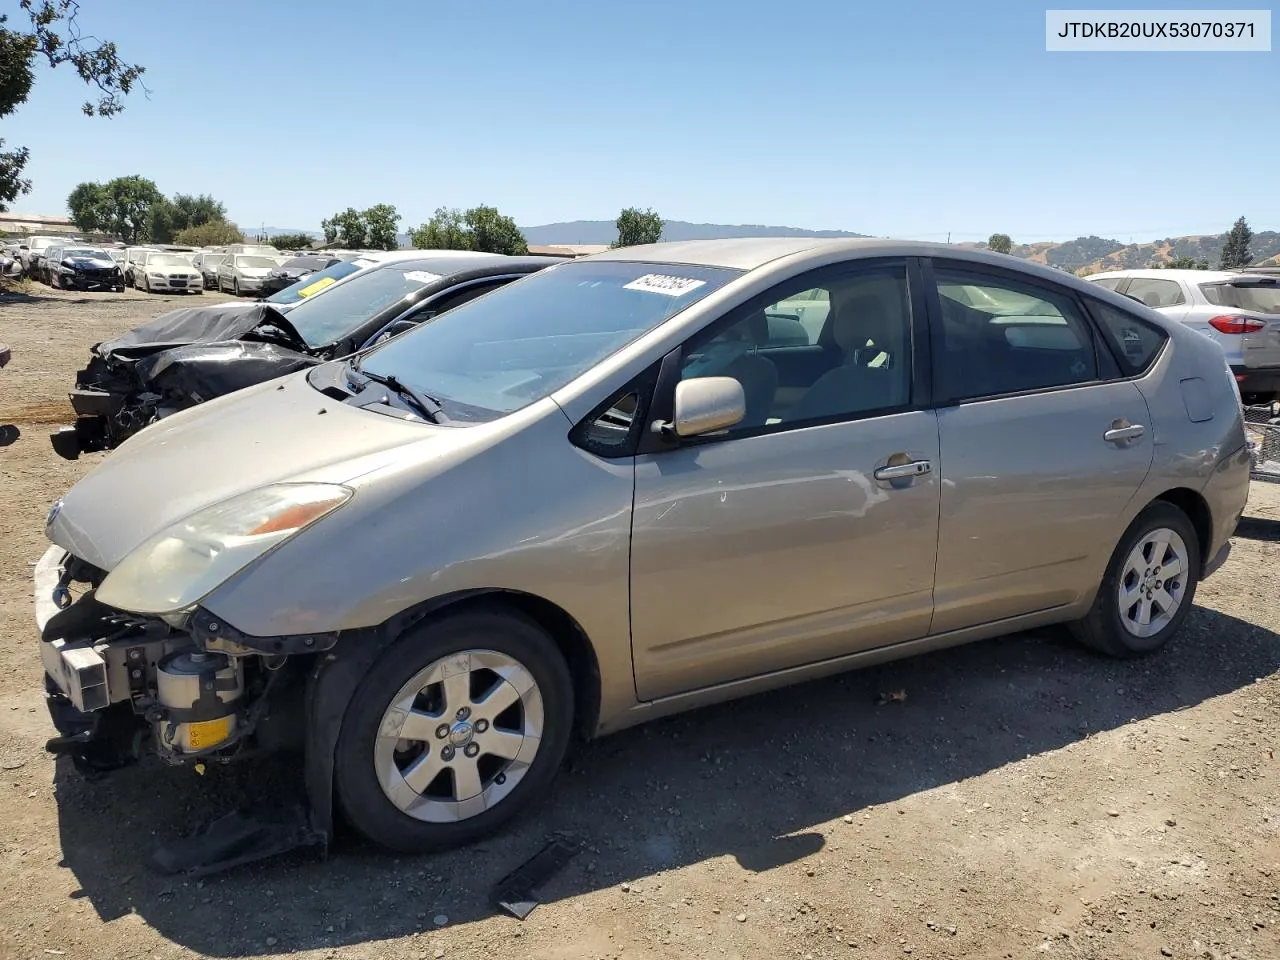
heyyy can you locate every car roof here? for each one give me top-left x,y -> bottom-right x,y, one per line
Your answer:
365,254 -> 561,276
583,237 -> 1043,272
1086,268 -> 1242,283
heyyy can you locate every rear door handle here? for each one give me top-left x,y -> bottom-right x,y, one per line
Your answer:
1104,423 -> 1145,444
874,459 -> 933,481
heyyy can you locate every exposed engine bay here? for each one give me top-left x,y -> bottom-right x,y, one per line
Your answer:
50,303 -> 323,460
34,546 -> 328,778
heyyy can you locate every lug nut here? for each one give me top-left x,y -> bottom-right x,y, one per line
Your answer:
464,743 -> 479,758
455,706 -> 471,721
441,746 -> 455,761
495,772 -> 506,785
474,719 -> 489,733
435,724 -> 450,740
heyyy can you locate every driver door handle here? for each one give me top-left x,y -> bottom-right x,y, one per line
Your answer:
1104,422 -> 1145,444
874,459 -> 933,481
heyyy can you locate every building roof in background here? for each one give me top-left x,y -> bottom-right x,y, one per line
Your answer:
0,211 -> 77,235
527,243 -> 611,258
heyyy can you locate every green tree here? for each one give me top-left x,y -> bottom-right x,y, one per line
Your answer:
66,180 -> 111,233
169,193 -> 226,232
174,220 -> 245,246
363,203 -> 401,250
464,204 -> 527,255
987,233 -> 1013,254
1220,216 -> 1254,269
268,232 -> 317,250
410,207 -> 473,250
613,206 -> 663,247
1159,255 -> 1210,270
105,175 -> 164,243
324,207 -> 367,248
0,2 -> 145,211
146,196 -> 176,243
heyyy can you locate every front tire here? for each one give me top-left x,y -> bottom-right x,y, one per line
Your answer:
1071,502 -> 1200,658
334,608 -> 574,854
233,278 -> 240,296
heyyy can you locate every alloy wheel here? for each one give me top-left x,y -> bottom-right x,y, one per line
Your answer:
1118,527 -> 1189,638
373,649 -> 544,823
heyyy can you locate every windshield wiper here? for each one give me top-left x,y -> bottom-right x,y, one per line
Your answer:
348,359 -> 448,423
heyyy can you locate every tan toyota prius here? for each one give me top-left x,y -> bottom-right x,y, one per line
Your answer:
36,239 -> 1249,854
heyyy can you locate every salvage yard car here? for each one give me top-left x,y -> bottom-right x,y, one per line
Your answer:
1085,269 -> 1280,404
34,239 -> 1248,858
49,254 -> 557,458
136,251 -> 204,294
41,245 -> 125,291
217,253 -> 278,295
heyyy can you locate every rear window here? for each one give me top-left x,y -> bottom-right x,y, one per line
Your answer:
1088,301 -> 1168,376
1087,276 -> 1124,291
1200,280 -> 1280,315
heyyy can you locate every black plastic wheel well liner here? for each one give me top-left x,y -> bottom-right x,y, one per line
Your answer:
304,588 -> 603,842
1153,487 -> 1212,565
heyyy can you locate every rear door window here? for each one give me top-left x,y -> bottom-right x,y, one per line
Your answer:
932,265 -> 1098,401
1088,276 -> 1125,291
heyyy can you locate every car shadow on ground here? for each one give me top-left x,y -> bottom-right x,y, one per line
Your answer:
53,605 -> 1280,956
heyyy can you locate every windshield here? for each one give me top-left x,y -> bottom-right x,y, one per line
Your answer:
285,262 -> 450,347
235,256 -> 277,269
63,248 -> 108,259
357,260 -> 741,423
265,258 -> 365,305
1201,280 -> 1280,315
147,254 -> 191,268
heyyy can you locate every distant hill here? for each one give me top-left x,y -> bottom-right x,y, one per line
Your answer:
521,220 -> 869,246
959,231 -> 1280,274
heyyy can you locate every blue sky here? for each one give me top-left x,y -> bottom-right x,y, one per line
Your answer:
5,0 -> 1275,242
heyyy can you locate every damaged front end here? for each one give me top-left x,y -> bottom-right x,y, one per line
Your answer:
35,546 -> 324,777
51,304 -> 319,461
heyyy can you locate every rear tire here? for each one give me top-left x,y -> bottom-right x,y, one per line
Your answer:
1070,502 -> 1200,658
334,608 -> 574,854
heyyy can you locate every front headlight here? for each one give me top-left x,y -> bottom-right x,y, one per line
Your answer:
96,483 -> 352,615
148,272 -> 165,279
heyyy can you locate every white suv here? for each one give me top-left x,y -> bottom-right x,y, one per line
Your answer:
1086,268 -> 1280,403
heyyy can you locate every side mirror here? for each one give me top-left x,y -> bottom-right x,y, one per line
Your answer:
665,376 -> 745,438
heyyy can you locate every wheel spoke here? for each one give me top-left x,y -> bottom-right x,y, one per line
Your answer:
452,758 -> 484,801
482,729 -> 526,761
1146,530 -> 1171,565
1138,596 -> 1153,626
397,709 -> 440,743
473,680 -> 521,721
440,659 -> 473,714
402,750 -> 445,794
1152,586 -> 1178,616
1159,556 -> 1183,579
1118,580 -> 1142,614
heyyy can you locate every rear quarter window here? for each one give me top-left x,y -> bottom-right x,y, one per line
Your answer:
1087,300 -> 1169,376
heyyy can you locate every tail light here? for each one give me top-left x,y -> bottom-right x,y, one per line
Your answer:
1209,315 -> 1266,335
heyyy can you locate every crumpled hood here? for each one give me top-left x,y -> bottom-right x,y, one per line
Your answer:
95,303 -> 306,358
66,256 -> 115,269
47,370 -> 452,570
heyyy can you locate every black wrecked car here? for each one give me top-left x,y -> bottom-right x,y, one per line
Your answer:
258,255 -> 342,297
43,245 -> 125,291
51,255 -> 558,459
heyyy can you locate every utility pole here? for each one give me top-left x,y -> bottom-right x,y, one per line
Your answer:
946,232 -> 951,244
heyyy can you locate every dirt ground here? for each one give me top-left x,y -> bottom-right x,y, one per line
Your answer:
1,286 -> 1278,960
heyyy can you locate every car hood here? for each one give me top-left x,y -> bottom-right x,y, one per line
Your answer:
95,303 -> 308,359
237,267 -> 272,278
149,265 -> 196,276
47,371 -> 448,570
66,256 -> 115,269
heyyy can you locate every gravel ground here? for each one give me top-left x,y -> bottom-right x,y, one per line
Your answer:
1,286 -> 1278,960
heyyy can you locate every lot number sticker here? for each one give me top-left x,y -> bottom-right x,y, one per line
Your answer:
295,276 -> 336,298
404,270 -> 442,285
623,274 -> 707,297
